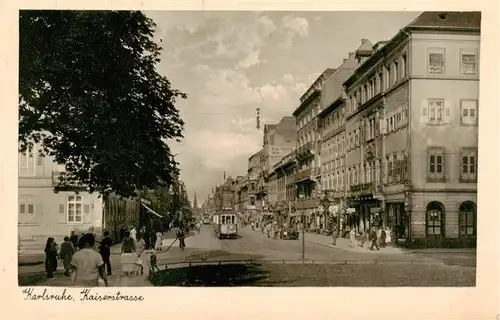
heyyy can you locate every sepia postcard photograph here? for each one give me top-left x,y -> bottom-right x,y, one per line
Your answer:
16,9 -> 481,288
3,2 -> 498,319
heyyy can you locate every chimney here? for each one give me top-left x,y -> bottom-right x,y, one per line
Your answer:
343,58 -> 347,63
348,52 -> 355,58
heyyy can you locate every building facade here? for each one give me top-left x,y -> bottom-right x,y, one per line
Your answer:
261,116 -> 297,223
317,50 -> 360,231
18,146 -> 103,250
292,68 -> 336,231
343,11 -> 480,247
270,149 -> 298,226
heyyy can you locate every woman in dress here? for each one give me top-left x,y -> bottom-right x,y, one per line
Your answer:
135,234 -> 146,275
120,231 -> 136,275
155,231 -> 163,251
44,237 -> 59,278
349,227 -> 357,248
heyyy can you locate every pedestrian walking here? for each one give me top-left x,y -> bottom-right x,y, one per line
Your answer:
44,237 -> 59,278
150,249 -> 160,272
59,236 -> 75,276
369,227 -> 380,251
99,231 -> 113,275
349,227 -> 356,247
331,225 -> 338,246
176,225 -> 186,251
130,226 -> 137,243
135,234 -> 146,275
70,233 -> 108,287
379,227 -> 387,248
69,231 -> 79,250
155,231 -> 163,251
120,231 -> 136,275
385,227 -> 392,246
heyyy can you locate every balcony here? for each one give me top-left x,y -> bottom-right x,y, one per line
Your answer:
52,171 -> 87,192
350,182 -> 374,195
295,168 -> 317,183
296,141 -> 315,159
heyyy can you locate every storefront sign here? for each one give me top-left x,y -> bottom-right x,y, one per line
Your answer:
370,207 -> 381,213
346,208 -> 355,213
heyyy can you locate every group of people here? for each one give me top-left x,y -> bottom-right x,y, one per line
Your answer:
44,231 -> 109,286
346,226 -> 392,251
43,226 -> 168,286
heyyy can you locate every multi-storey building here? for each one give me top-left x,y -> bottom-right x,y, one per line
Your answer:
18,145 -> 103,250
267,169 -> 279,218
261,116 -> 296,221
214,177 -> 235,214
235,175 -> 252,217
262,117 -> 297,173
270,149 -> 298,226
343,11 -> 480,248
247,149 -> 263,221
317,50 -> 361,230
292,68 -> 336,231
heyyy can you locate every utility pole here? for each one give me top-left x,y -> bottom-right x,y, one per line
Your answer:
299,194 -> 305,262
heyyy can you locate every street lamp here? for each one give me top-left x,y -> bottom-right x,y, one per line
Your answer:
404,181 -> 412,247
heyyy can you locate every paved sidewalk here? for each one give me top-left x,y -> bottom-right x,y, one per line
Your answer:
19,232 -> 203,287
28,250 -> 152,287
303,232 -> 476,256
304,232 -> 405,254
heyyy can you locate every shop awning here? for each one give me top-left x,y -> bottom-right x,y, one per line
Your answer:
141,202 -> 163,218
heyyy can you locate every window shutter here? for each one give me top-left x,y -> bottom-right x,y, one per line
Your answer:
421,100 -> 428,124
83,203 -> 91,224
443,100 -> 452,123
30,200 -> 41,225
58,202 -> 67,223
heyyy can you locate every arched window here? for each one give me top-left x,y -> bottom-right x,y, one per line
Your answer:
459,201 -> 476,236
426,201 -> 445,237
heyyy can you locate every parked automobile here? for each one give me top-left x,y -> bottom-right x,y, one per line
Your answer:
281,228 -> 299,240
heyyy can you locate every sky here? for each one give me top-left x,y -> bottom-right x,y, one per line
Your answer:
143,11 -> 422,206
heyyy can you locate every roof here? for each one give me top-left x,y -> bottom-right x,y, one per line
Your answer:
407,11 -> 481,29
355,39 -> 374,56
264,124 -> 277,132
343,11 -> 481,88
297,68 -> 337,102
317,95 -> 346,119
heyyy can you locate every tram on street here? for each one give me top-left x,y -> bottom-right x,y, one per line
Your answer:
213,212 -> 238,239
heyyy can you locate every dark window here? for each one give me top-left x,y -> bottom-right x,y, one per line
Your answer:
459,201 -> 476,236
426,202 -> 444,237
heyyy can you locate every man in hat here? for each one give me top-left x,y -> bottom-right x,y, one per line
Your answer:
369,227 -> 380,251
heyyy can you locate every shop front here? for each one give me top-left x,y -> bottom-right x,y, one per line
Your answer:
384,202 -> 408,246
346,198 -> 381,234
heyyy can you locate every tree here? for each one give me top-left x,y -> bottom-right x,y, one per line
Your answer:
19,10 -> 187,197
